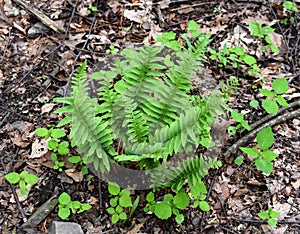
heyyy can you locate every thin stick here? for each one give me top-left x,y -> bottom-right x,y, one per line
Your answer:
12,0 -> 65,32
225,108 -> 300,156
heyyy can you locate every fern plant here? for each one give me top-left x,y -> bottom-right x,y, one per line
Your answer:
53,21 -> 226,191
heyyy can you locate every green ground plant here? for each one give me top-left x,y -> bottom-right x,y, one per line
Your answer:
36,127 -> 69,172
58,192 -> 92,220
5,170 -> 39,195
249,22 -> 279,54
258,208 -> 280,227
280,1 -> 298,24
239,127 -> 277,174
107,182 -> 139,224
209,44 -> 258,75
259,78 -> 290,114
228,110 -> 251,136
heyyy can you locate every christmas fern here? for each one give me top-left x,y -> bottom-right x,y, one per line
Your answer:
54,20 -> 226,187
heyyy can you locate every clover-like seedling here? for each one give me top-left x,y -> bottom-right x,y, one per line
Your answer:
107,182 -> 137,224
239,127 -> 277,174
189,181 -> 210,212
144,190 -> 190,224
281,1 -> 298,24
68,156 -> 88,175
249,22 -> 279,54
258,208 -> 280,227
58,192 -> 92,220
260,78 -> 290,114
36,127 -> 66,140
5,170 -> 39,195
228,110 -> 251,136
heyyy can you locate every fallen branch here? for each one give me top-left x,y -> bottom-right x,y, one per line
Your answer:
231,217 -> 300,225
225,106 -> 300,156
12,0 -> 65,33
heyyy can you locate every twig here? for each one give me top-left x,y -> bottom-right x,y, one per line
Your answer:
12,0 -> 65,33
250,100 -> 300,130
0,158 -> 27,222
231,216 -> 300,225
225,107 -> 300,156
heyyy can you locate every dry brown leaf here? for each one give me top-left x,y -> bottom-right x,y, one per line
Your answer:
65,169 -> 84,182
30,138 -> 48,159
41,103 -> 55,114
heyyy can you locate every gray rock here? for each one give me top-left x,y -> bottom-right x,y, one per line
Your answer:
49,221 -> 84,234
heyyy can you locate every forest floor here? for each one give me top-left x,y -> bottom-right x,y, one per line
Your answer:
0,0 -> 299,233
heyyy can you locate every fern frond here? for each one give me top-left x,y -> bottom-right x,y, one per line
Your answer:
151,155 -> 221,191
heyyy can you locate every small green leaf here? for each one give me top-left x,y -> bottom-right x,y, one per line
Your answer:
164,193 -> 173,202
173,191 -> 190,209
155,202 -> 172,220
119,195 -> 132,208
59,192 -> 71,204
146,192 -> 154,202
259,89 -> 275,97
175,214 -> 184,224
24,174 -> 39,184
119,212 -> 127,220
107,207 -> 115,214
5,172 -> 20,184
256,127 -> 274,150
81,203 -> 92,211
58,207 -> 70,220
272,78 -> 288,94
234,156 -> 244,166
276,96 -> 290,107
269,209 -> 280,218
48,140 -> 58,150
109,197 -> 118,207
262,99 -> 279,114
36,128 -> 48,137
250,100 -> 259,108
249,22 -> 262,38
261,26 -> 275,35
108,182 -> 120,196
262,150 -> 277,161
258,211 -> 269,220
268,218 -> 277,227
111,213 -> 120,224
51,129 -> 66,139
231,110 -> 244,122
199,201 -> 210,211
255,158 -> 273,174
71,201 -> 81,210
242,54 -> 256,66
239,147 -> 259,157
115,205 -> 123,213
68,156 -> 82,164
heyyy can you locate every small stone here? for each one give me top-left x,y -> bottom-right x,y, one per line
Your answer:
192,217 -> 200,226
49,221 -> 84,234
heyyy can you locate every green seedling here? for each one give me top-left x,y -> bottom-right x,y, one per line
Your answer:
228,110 -> 251,136
68,156 -> 88,175
87,6 -> 98,15
281,1 -> 298,24
189,181 -> 210,212
5,170 -> 39,195
259,78 -> 290,114
258,208 -> 280,227
51,153 -> 65,172
239,127 -> 277,174
250,100 -> 259,109
107,182 -> 139,224
144,190 -> 190,224
58,192 -> 92,220
36,127 -> 66,140
106,45 -> 119,55
210,45 -> 258,75
249,22 -> 279,54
